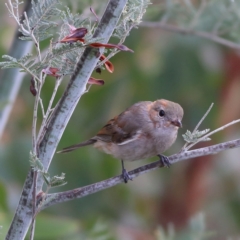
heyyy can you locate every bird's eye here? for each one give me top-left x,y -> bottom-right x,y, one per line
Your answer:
159,110 -> 165,117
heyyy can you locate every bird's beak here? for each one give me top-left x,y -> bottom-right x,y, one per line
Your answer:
171,119 -> 182,128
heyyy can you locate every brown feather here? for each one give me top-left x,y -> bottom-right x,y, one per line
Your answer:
95,103 -> 148,145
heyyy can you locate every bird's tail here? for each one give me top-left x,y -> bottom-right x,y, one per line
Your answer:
57,139 -> 97,153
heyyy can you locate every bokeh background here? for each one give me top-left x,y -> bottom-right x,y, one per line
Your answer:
1,0 -> 240,239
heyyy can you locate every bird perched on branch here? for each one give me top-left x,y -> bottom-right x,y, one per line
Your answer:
58,99 -> 184,183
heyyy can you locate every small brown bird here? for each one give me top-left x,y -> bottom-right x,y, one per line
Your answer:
58,99 -> 184,183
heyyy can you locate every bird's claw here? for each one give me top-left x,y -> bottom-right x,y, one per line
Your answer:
158,154 -> 171,168
122,168 -> 132,183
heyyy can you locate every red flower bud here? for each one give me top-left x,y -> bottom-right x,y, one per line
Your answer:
30,78 -> 37,96
90,42 -> 134,52
42,67 -> 60,77
88,77 -> 104,85
60,27 -> 88,43
99,55 -> 114,73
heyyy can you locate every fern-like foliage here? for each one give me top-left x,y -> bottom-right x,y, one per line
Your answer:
29,151 -> 67,188
57,6 -> 97,43
149,0 -> 240,43
114,0 -> 151,39
0,54 -> 42,79
0,54 -> 32,69
59,6 -> 90,31
21,0 -> 60,41
1,0 -> 147,79
43,42 -> 82,74
183,129 -> 211,143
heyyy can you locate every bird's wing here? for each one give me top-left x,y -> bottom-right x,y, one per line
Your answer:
96,105 -> 146,145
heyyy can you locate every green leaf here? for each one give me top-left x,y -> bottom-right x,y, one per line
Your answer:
49,173 -> 67,188
182,129 -> 211,143
22,0 -> 60,41
114,0 -> 151,39
42,172 -> 51,185
29,151 -> 44,172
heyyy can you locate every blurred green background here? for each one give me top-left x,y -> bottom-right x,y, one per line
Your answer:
1,0 -> 240,239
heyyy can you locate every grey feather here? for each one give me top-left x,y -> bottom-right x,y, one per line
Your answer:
57,139 -> 96,153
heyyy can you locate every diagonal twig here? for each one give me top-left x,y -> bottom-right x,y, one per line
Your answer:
185,119 -> 240,151
140,22 -> 240,50
182,103 -> 214,150
39,137 -> 240,210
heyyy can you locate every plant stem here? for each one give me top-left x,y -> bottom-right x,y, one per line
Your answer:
5,1 -> 128,239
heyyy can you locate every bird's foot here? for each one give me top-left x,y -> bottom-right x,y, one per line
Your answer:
121,160 -> 132,183
122,168 -> 132,183
158,154 -> 171,168
122,169 -> 132,183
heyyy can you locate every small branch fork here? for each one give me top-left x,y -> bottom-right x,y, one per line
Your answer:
38,137 -> 240,211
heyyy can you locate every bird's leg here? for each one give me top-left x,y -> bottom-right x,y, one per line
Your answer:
121,160 -> 132,183
158,154 -> 171,168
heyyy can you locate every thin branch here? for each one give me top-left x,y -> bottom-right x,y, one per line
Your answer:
32,72 -> 46,152
39,98 -> 45,117
23,12 -> 42,62
29,220 -> 35,240
140,22 -> 240,50
36,76 -> 63,143
193,103 -> 213,133
39,137 -> 240,210
32,94 -> 38,157
32,80 -> 42,152
17,63 -> 42,83
96,24 -> 135,69
29,171 -> 37,240
46,77 -> 62,115
182,103 -> 214,149
5,0 -> 29,35
185,119 -> 240,151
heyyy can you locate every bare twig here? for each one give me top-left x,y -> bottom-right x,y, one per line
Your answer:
32,81 -> 41,152
23,12 -> 42,62
29,220 -> 35,240
39,137 -> 240,210
5,0 -> 29,35
32,72 -> 46,152
96,24 -> 134,69
39,98 -> 45,117
185,119 -> 240,151
44,77 -> 62,119
29,171 -> 37,240
193,103 -> 214,133
182,103 -> 214,149
36,76 -> 63,143
140,22 -> 240,50
90,7 -> 99,22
